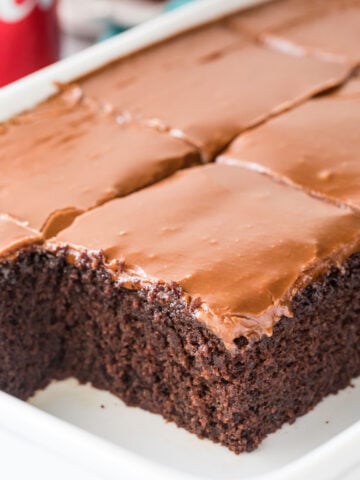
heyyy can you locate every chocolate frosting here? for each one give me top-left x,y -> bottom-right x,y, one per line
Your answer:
227,0 -> 330,37
79,22 -> 246,92
0,94 -> 199,237
0,214 -> 42,258
334,72 -> 360,98
263,5 -> 360,64
54,165 -> 360,348
218,89 -> 360,211
79,35 -> 349,158
2,3 -> 360,352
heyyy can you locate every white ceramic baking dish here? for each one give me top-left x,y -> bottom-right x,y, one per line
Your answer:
0,1 -> 359,479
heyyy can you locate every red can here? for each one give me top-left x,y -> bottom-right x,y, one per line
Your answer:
0,0 -> 59,87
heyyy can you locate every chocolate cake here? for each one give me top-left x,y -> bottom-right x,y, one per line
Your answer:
0,93 -> 199,237
1,0 -> 360,455
218,76 -> 360,210
79,31 -> 348,158
261,3 -> 360,63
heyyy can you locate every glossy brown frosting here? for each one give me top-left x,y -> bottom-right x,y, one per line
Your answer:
2,3 -> 360,352
79,22 -> 246,97
0,214 -> 42,259
263,4 -> 360,64
79,30 -> 349,158
0,94 -> 199,237
54,165 -> 360,349
334,72 -> 360,98
227,0 -> 330,37
218,89 -> 360,211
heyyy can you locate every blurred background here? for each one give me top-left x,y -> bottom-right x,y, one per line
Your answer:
0,0 -> 197,87
60,0 -> 195,55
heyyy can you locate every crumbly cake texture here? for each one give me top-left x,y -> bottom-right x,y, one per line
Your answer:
53,165 -> 360,346
1,0 -> 360,454
1,245 -> 360,453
